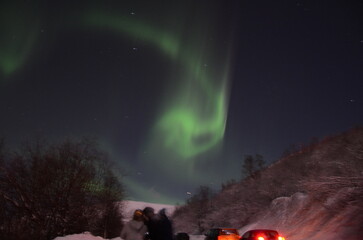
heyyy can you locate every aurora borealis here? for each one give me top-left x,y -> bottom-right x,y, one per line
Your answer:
82,8 -> 231,160
79,3 -> 234,203
1,0 -> 362,204
0,1 -> 39,76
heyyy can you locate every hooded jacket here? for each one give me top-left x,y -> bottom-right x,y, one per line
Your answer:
121,219 -> 148,240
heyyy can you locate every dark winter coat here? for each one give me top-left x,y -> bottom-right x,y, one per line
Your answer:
145,212 -> 173,240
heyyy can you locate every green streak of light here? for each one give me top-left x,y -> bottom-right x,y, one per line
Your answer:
83,11 -> 181,59
0,2 -> 39,77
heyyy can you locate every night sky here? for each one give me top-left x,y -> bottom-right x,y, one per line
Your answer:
1,0 -> 362,204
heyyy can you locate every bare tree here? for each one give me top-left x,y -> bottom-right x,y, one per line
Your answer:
0,138 -> 124,240
185,185 -> 215,234
241,154 -> 265,179
242,155 -> 255,178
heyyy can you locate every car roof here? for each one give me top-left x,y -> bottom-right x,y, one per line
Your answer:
245,229 -> 278,233
213,227 -> 238,230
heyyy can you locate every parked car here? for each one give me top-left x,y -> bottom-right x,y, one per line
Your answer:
204,228 -> 240,240
240,229 -> 285,240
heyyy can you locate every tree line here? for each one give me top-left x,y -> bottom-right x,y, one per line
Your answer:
0,138 -> 124,240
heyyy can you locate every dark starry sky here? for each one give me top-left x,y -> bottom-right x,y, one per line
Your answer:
0,0 -> 362,204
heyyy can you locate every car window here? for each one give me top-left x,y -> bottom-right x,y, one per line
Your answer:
266,231 -> 278,237
220,229 -> 238,235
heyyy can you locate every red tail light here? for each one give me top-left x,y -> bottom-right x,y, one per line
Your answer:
257,237 -> 265,240
278,236 -> 285,240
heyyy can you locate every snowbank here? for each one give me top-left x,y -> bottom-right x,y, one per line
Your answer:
53,232 -> 121,240
54,232 -> 203,240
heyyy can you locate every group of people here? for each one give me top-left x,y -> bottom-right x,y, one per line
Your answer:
120,207 -> 173,240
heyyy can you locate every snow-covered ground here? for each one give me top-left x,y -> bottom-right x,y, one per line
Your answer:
54,232 -> 204,240
54,232 -> 120,240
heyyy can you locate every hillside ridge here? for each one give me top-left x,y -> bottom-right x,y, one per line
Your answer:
172,127 -> 363,239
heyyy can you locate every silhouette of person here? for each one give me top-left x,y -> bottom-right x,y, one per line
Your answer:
143,207 -> 173,240
158,208 -> 173,240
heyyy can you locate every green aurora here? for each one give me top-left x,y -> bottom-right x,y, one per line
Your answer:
83,10 -> 232,161
0,2 -> 39,77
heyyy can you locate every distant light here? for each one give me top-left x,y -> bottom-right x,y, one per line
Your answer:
186,192 -> 191,195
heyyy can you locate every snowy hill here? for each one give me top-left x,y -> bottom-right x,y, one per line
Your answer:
172,127 -> 363,240
239,190 -> 362,240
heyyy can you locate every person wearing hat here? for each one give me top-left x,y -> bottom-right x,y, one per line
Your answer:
121,209 -> 148,240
